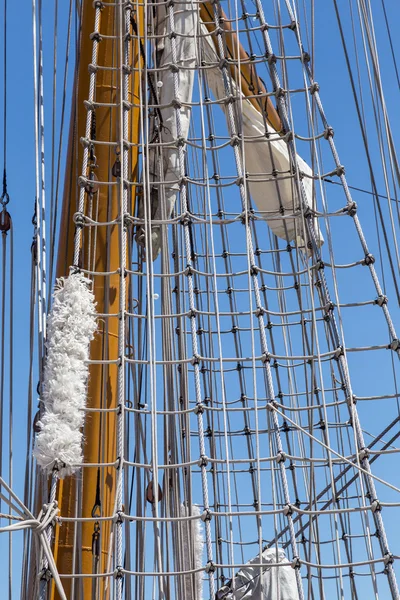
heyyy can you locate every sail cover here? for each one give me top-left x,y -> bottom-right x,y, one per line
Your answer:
144,4 -> 323,258
216,547 -> 300,600
138,1 -> 197,258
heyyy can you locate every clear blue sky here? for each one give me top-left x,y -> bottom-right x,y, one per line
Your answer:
0,0 -> 399,598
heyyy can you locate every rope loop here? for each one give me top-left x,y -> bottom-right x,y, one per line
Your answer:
0,191 -> 9,207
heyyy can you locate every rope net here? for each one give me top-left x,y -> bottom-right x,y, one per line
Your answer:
2,0 -> 400,599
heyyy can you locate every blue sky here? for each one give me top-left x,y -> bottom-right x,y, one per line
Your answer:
0,0 -> 399,598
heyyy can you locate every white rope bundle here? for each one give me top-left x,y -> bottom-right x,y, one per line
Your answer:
34,273 -> 97,478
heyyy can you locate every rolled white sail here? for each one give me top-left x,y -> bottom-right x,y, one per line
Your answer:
139,1 -> 198,259
199,22 -> 323,249
216,547 -> 300,600
143,6 -> 322,259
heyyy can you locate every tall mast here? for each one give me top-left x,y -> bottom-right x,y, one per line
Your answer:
52,1 -> 142,597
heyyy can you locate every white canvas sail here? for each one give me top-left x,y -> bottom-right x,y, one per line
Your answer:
138,1 -> 197,258
143,7 -> 323,259
199,20 -> 323,248
216,548 -> 299,600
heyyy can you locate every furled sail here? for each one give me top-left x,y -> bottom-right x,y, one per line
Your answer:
199,17 -> 323,249
216,548 -> 300,600
142,4 -> 323,259
136,1 -> 197,259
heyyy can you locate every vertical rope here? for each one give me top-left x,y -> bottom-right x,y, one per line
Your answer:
167,3 -> 216,597
115,1 -> 130,597
208,2 -> 305,597
73,2 -> 102,268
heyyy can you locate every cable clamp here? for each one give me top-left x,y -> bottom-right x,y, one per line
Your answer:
325,301 -> 335,313
191,354 -> 200,366
284,130 -> 293,143
389,338 -> 400,352
358,447 -> 369,461
89,32 -> 102,43
323,126 -> 334,139
302,51 -> 311,63
267,53 -> 277,65
275,87 -> 286,98
40,568 -> 52,582
310,82 -> 319,95
115,566 -> 124,579
198,455 -> 209,467
303,205 -> 313,219
345,201 -> 357,216
276,451 -> 286,464
123,213 -> 134,228
362,253 -> 375,266
371,499 -> 381,513
288,20 -> 297,30
334,346 -> 344,361
375,295 -> 388,307
205,561 -> 216,574
84,100 -> 95,112
255,306 -> 265,318
73,212 -> 86,227
171,97 -> 182,108
169,63 -> 179,74
93,1 -> 104,8
230,134 -> 240,147
291,556 -> 301,570
261,352 -> 271,364
122,64 -> 132,75
201,509 -> 212,522
80,136 -> 90,148
384,552 -> 394,566
346,394 -> 357,406
116,510 -> 124,524
283,504 -> 293,516
250,265 -> 259,276
194,403 -> 205,415
335,165 -> 345,177
122,100 -> 132,111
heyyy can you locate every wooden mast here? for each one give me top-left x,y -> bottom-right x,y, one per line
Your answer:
52,1 -> 142,597
200,2 -> 282,132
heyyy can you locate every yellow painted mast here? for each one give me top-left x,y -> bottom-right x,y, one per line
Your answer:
52,1 -> 142,597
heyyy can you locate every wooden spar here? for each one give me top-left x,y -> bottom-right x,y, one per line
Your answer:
51,2 -> 142,598
200,2 -> 282,132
